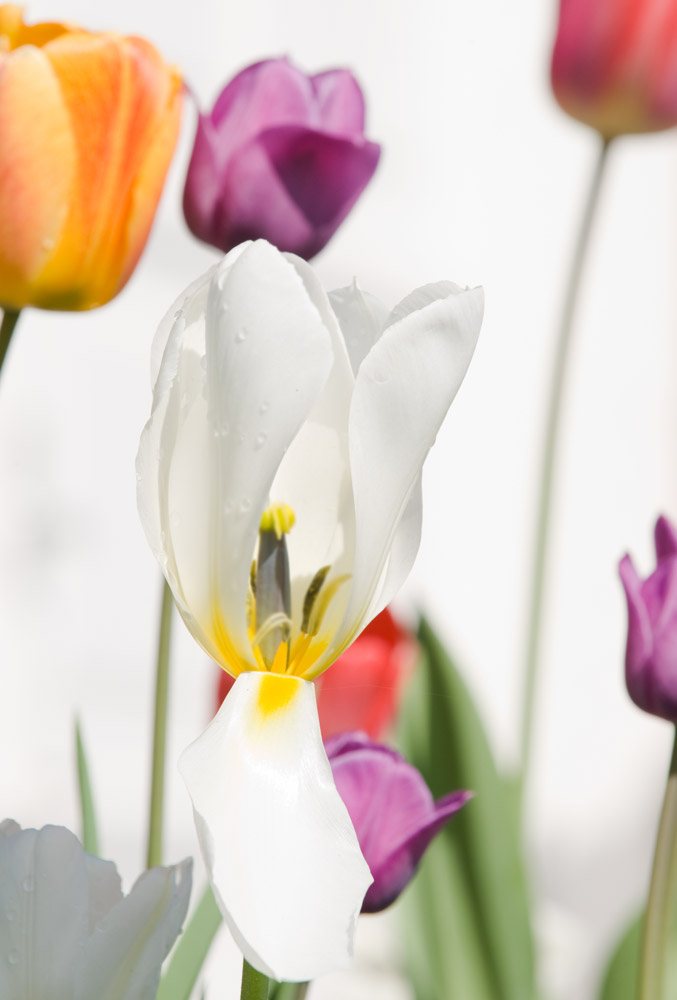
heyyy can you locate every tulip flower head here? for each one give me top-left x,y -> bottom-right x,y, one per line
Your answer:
551,0 -> 677,138
0,820 -> 191,999
326,733 -> 471,912
137,239 -> 483,980
619,516 -> 677,722
182,58 -> 380,260
0,5 -> 182,311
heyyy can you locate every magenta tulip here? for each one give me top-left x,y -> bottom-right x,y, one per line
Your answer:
326,732 -> 471,913
183,58 -> 381,260
619,515 -> 677,721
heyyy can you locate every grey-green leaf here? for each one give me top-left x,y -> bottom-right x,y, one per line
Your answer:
75,719 -> 100,856
398,616 -> 536,1000
156,885 -> 222,1000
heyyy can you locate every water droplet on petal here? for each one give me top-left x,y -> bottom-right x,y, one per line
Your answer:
22,877 -> 33,893
254,432 -> 267,450
222,500 -> 234,516
259,401 -> 269,415
41,237 -> 55,251
173,308 -> 183,321
235,327 -> 248,344
8,948 -> 18,965
240,499 -> 252,513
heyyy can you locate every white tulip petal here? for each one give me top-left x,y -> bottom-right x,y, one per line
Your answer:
139,241 -> 335,672
80,860 -> 192,1000
371,471 -> 423,620
179,672 -> 372,982
0,824 -> 88,1000
202,243 -> 335,669
272,256 -> 357,636
335,284 -> 484,654
329,280 -> 389,374
84,853 -> 123,933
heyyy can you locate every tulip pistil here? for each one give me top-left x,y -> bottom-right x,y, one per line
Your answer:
255,504 -> 295,669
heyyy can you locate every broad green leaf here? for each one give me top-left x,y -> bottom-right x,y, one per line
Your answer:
75,719 -> 99,855
398,616 -> 535,1000
157,885 -> 222,1000
598,913 -> 641,1000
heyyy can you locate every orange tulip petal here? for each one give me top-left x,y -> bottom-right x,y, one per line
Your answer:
0,45 -> 75,308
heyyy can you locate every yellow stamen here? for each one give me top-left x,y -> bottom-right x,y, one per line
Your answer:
260,502 -> 296,540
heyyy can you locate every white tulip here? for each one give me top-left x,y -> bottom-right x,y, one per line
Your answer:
0,821 -> 191,1000
137,239 -> 483,981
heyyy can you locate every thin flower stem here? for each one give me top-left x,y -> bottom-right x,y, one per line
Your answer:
146,577 -> 174,869
520,137 -> 611,782
0,308 -> 21,380
639,729 -> 677,1000
240,959 -> 270,1000
293,984 -> 309,1000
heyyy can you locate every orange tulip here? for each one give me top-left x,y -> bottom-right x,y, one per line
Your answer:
0,6 -> 182,311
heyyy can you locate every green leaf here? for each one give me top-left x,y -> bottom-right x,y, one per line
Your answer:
156,885 -> 222,1000
398,616 -> 536,1000
75,719 -> 99,855
598,913 -> 641,1000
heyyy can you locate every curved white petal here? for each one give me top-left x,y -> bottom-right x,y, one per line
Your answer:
327,284 -> 484,662
328,280 -> 389,375
273,255 -> 357,635
0,824 -> 88,1000
80,860 -> 192,1000
84,853 -> 123,933
179,672 -> 372,982
138,241 -> 335,672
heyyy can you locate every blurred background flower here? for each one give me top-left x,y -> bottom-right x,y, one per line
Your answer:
0,5 -> 182,311
551,0 -> 677,137
326,732 -> 471,913
182,57 -> 380,260
620,516 -> 677,722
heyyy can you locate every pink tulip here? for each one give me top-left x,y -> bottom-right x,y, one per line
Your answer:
551,0 -> 677,137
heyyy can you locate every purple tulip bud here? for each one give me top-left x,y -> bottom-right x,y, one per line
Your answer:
619,515 -> 677,721
183,58 -> 381,260
325,732 -> 471,913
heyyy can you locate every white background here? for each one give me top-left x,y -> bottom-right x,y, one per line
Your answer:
1,1 -> 677,998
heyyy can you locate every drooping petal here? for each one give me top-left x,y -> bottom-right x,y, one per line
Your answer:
317,283 -> 484,671
79,860 -> 192,1000
329,280 -> 389,375
0,823 -> 88,1000
179,672 -> 372,981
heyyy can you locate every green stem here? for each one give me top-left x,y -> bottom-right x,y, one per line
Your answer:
639,730 -> 677,1000
146,578 -> 174,869
240,959 -> 270,1000
520,137 -> 611,781
0,308 -> 20,378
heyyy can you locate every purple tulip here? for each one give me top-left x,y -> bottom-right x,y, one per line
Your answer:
183,58 -> 381,260
619,515 -> 677,721
325,732 -> 471,913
